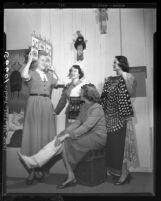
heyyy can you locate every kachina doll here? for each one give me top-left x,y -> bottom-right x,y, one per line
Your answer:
74,31 -> 87,61
98,8 -> 108,34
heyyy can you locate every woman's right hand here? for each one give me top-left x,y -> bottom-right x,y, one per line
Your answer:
54,138 -> 61,147
28,51 -> 34,63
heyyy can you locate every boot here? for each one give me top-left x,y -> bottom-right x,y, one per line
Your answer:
17,151 -> 38,169
18,138 -> 63,168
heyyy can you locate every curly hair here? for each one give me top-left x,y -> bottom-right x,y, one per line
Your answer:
115,56 -> 129,72
68,65 -> 84,79
81,83 -> 101,103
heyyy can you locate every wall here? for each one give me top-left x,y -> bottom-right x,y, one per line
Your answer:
4,8 -> 156,176
4,9 -> 41,50
120,8 -> 156,171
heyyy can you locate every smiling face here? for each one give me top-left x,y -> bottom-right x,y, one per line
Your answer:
112,58 -> 122,75
37,55 -> 47,71
70,67 -> 80,80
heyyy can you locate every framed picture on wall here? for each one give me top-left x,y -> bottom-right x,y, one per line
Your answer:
129,66 -> 147,98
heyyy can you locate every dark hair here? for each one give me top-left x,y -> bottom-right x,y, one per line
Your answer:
68,65 -> 84,79
81,83 -> 101,103
115,56 -> 129,72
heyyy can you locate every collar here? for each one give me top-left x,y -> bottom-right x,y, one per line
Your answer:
71,79 -> 83,87
35,69 -> 48,81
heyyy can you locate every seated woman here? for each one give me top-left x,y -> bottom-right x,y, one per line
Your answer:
17,84 -> 107,188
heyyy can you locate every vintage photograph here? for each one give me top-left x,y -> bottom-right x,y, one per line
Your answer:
3,3 -> 156,197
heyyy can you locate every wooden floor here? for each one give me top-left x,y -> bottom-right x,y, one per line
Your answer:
5,172 -> 153,195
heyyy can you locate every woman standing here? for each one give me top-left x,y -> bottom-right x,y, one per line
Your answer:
20,50 -> 59,184
101,55 -> 139,185
55,65 -> 87,127
18,84 -> 107,188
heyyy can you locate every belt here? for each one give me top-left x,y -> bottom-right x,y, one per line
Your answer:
30,93 -> 50,97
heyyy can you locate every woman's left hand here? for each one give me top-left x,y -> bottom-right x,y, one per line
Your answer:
59,133 -> 70,142
47,65 -> 56,72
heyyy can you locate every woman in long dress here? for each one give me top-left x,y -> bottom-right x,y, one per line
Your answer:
20,50 -> 59,184
101,55 -> 139,185
18,84 -> 107,188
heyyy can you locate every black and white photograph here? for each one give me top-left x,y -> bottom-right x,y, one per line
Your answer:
2,2 -> 156,198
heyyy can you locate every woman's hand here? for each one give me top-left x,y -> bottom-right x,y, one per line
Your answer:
59,133 -> 70,142
47,65 -> 56,72
54,138 -> 61,147
28,51 -> 34,63
54,133 -> 70,147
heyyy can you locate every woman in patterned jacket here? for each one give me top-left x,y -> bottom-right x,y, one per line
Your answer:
101,56 -> 139,185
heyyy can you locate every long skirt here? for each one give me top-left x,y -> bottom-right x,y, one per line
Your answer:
106,124 -> 126,176
21,96 -> 56,156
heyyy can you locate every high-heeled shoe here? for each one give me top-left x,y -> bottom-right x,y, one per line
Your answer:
25,170 -> 35,185
107,171 -> 120,181
114,174 -> 132,185
56,178 -> 77,189
111,174 -> 120,181
35,171 -> 45,183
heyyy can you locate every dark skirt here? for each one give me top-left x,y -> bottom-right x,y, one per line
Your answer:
106,123 -> 126,176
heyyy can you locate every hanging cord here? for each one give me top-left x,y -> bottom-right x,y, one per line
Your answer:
119,9 -> 122,55
142,8 -> 147,68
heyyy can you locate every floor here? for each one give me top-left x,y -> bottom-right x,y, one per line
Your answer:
5,172 -> 154,195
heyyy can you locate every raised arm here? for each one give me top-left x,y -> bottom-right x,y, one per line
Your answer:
21,51 -> 33,80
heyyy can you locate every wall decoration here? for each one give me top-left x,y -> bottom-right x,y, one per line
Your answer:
129,66 -> 147,97
73,31 -> 87,61
97,8 -> 108,34
31,31 -> 53,66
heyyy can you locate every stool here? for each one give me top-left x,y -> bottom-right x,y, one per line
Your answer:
74,147 -> 107,186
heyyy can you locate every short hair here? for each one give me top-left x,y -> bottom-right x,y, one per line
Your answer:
68,65 -> 84,79
115,56 -> 129,72
81,83 -> 101,103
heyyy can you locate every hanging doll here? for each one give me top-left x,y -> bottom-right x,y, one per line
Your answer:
74,31 -> 87,61
98,8 -> 108,34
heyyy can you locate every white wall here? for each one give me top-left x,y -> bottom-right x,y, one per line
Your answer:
5,9 -> 41,50
120,8 -> 156,171
4,8 -> 156,176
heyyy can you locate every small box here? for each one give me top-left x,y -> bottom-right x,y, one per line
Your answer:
74,148 -> 107,186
